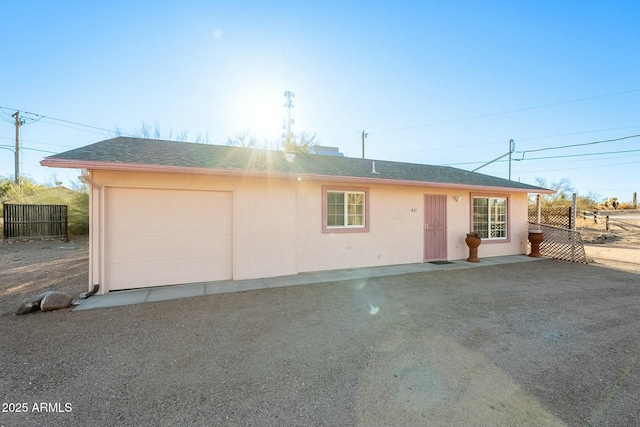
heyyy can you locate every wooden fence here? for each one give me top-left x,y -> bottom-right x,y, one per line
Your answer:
528,204 -> 572,228
2,204 -> 68,241
528,196 -> 587,263
529,223 -> 588,264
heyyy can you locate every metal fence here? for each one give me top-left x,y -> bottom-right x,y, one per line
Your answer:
2,204 -> 68,241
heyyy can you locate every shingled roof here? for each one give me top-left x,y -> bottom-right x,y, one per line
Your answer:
41,137 -> 550,192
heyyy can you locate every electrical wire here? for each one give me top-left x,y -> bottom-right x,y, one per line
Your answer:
440,147 -> 640,168
514,134 -> 640,159
369,88 -> 640,135
0,106 -> 114,134
0,135 -> 76,149
515,124 -> 640,143
0,144 -> 57,154
515,148 -> 640,162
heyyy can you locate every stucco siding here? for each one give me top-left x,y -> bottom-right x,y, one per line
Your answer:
298,182 -> 453,272
87,170 -> 533,293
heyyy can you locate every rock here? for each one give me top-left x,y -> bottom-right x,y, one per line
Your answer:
593,235 -> 607,244
15,299 -> 41,315
14,291 -> 55,315
40,292 -> 73,312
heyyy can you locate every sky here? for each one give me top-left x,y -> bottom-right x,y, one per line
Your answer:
1,1 -> 639,200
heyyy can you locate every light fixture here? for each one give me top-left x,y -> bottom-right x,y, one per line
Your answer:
454,195 -> 463,202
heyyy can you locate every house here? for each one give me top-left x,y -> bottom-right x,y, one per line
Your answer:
41,137 -> 553,295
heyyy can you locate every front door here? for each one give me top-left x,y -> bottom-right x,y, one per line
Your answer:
424,194 -> 447,261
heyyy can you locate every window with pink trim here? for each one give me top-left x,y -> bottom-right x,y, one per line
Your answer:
322,186 -> 370,233
472,195 -> 508,240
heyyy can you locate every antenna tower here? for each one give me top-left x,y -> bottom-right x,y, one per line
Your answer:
283,91 -> 295,139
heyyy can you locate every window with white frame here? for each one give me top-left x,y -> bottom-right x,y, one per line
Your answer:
473,196 -> 507,239
323,187 -> 369,233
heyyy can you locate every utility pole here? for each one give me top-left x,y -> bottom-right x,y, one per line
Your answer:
361,130 -> 368,159
508,139 -> 515,181
12,111 -> 21,185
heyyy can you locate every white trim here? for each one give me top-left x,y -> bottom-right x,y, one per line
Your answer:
326,190 -> 366,229
473,196 -> 508,241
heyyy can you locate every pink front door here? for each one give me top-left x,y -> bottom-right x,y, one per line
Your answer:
424,194 -> 447,261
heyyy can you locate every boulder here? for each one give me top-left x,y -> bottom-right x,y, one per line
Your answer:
15,299 -> 41,315
14,291 -> 55,315
40,292 -> 73,312
593,235 -> 607,244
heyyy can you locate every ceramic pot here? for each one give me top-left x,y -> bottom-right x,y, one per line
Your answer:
528,230 -> 544,257
465,233 -> 481,262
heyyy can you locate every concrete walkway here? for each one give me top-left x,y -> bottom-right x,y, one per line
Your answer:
75,255 -> 546,311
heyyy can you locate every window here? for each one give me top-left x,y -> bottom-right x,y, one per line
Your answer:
323,186 -> 369,233
473,196 -> 508,240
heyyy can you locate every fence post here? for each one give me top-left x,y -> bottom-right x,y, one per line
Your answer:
2,203 -> 6,243
593,211 -> 598,224
606,215 -> 609,231
571,193 -> 577,231
64,206 -> 69,242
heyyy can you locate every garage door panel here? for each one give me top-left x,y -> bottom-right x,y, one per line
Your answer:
107,189 -> 145,211
108,235 -> 232,264
171,213 -> 231,235
105,188 -> 233,290
110,259 -> 231,289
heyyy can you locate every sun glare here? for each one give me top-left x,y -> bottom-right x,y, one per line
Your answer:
234,90 -> 284,141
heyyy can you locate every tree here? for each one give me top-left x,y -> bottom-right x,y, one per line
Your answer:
533,177 -> 574,206
114,121 -> 210,143
226,129 -> 319,153
0,177 -> 13,200
281,131 -> 318,153
531,177 -> 601,210
1,176 -> 46,203
225,130 -> 281,149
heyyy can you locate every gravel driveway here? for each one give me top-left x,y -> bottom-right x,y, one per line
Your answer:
1,238 -> 639,426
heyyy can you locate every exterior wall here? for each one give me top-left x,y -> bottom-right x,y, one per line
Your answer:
89,170 -> 298,293
465,191 -> 531,259
297,181 -> 532,272
87,169 -> 533,293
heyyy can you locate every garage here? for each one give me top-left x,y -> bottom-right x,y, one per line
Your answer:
104,187 -> 233,290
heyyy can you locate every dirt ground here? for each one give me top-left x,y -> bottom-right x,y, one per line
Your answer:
577,212 -> 640,274
1,219 -> 639,426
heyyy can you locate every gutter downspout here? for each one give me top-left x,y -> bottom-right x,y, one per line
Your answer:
78,169 -> 100,298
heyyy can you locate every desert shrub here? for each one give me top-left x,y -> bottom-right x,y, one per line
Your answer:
67,189 -> 89,235
618,202 -> 637,210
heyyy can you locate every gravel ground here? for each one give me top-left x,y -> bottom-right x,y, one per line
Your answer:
1,230 -> 639,426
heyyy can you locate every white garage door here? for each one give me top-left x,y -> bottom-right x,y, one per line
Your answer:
105,188 -> 232,290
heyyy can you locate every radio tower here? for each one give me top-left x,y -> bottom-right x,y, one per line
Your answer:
283,91 -> 295,139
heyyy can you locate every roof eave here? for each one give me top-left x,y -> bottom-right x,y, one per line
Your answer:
40,158 -> 554,194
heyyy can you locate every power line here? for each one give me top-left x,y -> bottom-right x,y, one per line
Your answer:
441,146 -> 640,167
514,134 -> 640,159
0,144 -> 57,154
390,124 -> 640,157
516,148 -> 640,162
516,124 -> 640,143
0,106 -> 114,134
0,135 -> 76,149
369,88 -> 640,136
